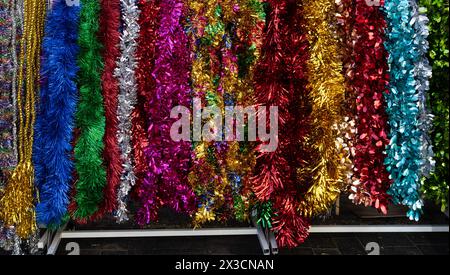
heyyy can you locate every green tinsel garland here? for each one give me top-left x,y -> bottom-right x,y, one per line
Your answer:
71,0 -> 106,220
420,0 -> 449,213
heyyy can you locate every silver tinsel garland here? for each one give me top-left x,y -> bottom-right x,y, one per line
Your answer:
114,0 -> 140,223
410,0 -> 435,181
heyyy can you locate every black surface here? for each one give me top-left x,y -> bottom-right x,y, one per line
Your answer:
54,232 -> 449,255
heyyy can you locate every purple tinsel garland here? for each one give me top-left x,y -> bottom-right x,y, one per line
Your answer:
137,0 -> 196,224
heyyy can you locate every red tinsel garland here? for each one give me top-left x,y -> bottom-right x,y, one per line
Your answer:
349,0 -> 391,213
133,0 -> 161,222
252,0 -> 310,248
92,0 -> 122,219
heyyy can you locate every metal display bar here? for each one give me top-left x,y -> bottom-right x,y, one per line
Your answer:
310,225 -> 449,233
42,224 -> 448,255
45,226 -> 271,255
60,228 -> 258,238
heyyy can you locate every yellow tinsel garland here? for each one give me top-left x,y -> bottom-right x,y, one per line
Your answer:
297,0 -> 346,217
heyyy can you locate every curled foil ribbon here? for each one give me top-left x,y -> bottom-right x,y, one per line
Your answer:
114,0 -> 140,223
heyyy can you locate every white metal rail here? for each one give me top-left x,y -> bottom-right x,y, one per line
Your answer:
40,224 -> 448,255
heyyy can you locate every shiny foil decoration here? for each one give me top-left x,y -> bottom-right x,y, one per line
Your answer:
1,0 -> 17,190
410,0 -> 435,185
252,0 -> 310,248
187,0 -> 229,226
93,0 -> 122,219
335,0 -> 357,189
138,0 -> 197,225
134,0 -> 161,225
384,0 -> 423,220
0,0 -> 21,254
33,0 -> 80,227
225,0 -> 265,222
347,0 -> 391,213
420,0 -> 449,213
114,0 -> 140,223
384,0 -> 426,221
297,0 -> 346,217
0,0 -> 46,238
69,0 -> 107,222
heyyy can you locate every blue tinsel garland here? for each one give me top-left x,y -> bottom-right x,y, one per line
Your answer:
33,0 -> 80,227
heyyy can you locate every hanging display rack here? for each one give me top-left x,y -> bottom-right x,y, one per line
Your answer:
38,223 -> 449,255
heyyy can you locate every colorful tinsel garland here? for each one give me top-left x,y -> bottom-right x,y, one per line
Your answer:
134,0 -> 161,225
70,0 -> 106,222
297,0 -> 346,217
252,0 -> 310,248
0,0 -> 21,254
114,0 -> 140,223
33,0 -> 80,227
95,0 -> 122,219
348,0 -> 392,213
384,0 -> 426,221
142,0 -> 197,219
0,0 -> 46,239
187,0 -> 229,226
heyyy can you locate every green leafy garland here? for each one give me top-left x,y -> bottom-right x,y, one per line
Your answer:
420,0 -> 449,212
70,0 -> 106,220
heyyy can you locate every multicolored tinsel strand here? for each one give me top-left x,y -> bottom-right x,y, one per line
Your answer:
226,0 -> 265,222
134,0 -> 161,225
420,0 -> 449,213
70,0 -> 106,222
0,0 -> 46,238
384,0 -> 425,221
33,0 -> 80,227
348,0 -> 391,213
187,0 -> 229,226
94,0 -> 122,219
297,0 -> 346,217
0,0 -> 21,254
0,0 -> 16,188
114,0 -> 140,223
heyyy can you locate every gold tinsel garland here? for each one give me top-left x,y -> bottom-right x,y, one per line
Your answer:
297,0 -> 346,216
0,0 -> 46,238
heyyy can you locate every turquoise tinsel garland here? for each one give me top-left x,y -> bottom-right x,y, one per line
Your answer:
384,0 -> 425,221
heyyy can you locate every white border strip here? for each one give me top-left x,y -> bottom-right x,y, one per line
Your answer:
60,228 -> 258,239
310,225 -> 449,233
58,225 -> 448,238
